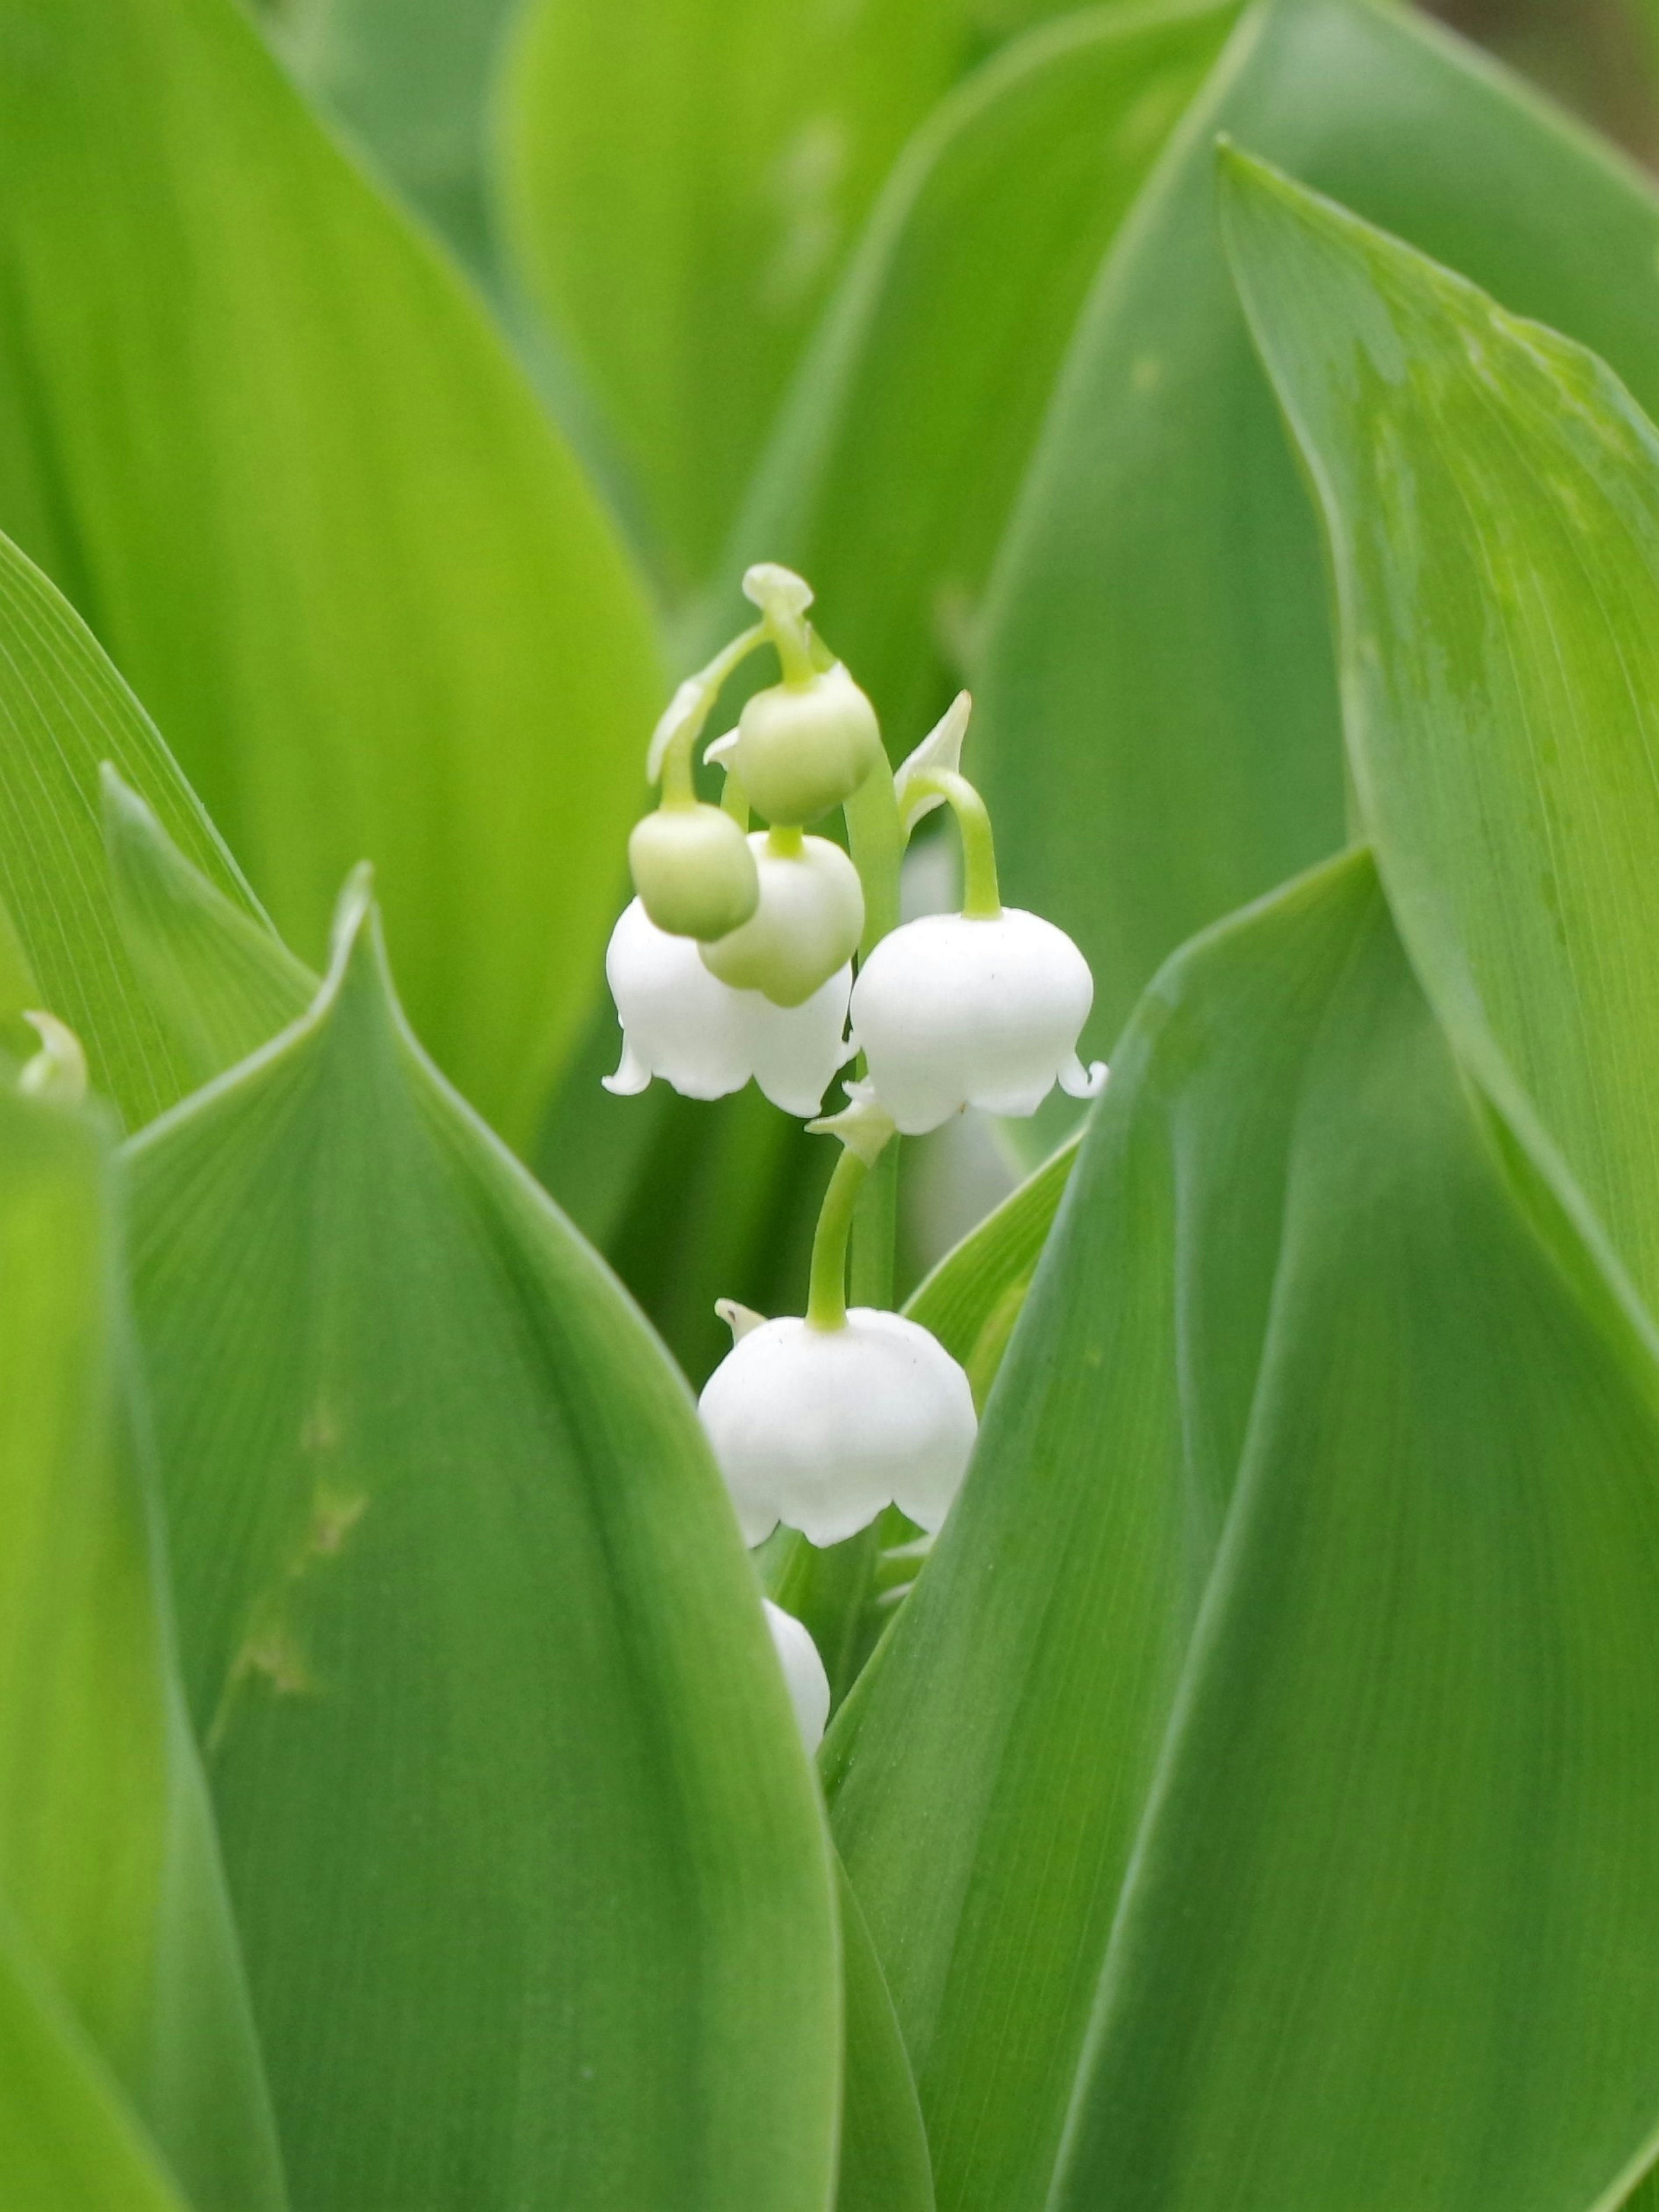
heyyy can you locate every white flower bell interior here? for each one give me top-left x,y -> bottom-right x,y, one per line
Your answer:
851,907 -> 1106,1134
701,1307 -> 976,1546
763,1600 -> 830,1752
604,899 -> 851,1116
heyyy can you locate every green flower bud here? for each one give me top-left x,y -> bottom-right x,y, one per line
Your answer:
628,802 -> 760,941
734,663 -> 881,827
701,831 -> 864,1006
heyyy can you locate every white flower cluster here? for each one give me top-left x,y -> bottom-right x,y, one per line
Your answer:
602,566 -> 1107,1564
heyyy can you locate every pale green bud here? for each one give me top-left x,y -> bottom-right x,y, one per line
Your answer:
734,663 -> 881,827
701,831 -> 863,1007
628,802 -> 760,941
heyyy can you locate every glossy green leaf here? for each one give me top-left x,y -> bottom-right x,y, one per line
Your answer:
907,1132 -> 1080,1406
498,0 -> 968,594
721,0 -> 1236,739
976,0 -> 1659,1064
1222,144 -> 1659,1325
836,1860 -> 934,2212
124,877 -> 839,2212
0,533 -> 271,1128
0,1080 -> 284,2209
0,0 -> 660,1149
827,848 -> 1659,2212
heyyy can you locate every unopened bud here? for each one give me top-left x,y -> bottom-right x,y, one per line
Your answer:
628,803 -> 760,941
735,663 -> 882,827
701,832 -> 863,1008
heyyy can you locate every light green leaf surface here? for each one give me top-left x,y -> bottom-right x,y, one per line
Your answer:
0,533 -> 270,1128
976,0 -> 1659,1063
102,770 -> 316,1096
0,1905 -> 194,2212
721,0 -> 1236,739
835,1860 -> 934,2212
1222,146 -> 1659,1325
0,1081 -> 284,2209
124,878 -> 839,2212
498,0 -> 967,594
827,849 -> 1659,2212
0,0 -> 659,1149
270,0 -> 519,267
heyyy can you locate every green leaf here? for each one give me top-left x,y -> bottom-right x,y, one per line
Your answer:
270,0 -> 519,269
721,0 -> 1237,740
0,1080 -> 284,2209
102,769 -> 315,1094
975,0 -> 1659,1066
906,1132 -> 1079,1407
0,532 -> 271,1129
827,847 -> 1659,2212
1221,143 -> 1659,1327
497,0 -> 968,594
124,876 -> 839,2212
836,1859 -> 934,2212
0,0 -> 660,1150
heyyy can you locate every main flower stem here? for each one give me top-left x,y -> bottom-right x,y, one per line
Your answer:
843,752 -> 905,1307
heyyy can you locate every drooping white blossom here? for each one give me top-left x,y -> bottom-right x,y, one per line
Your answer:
699,1307 -> 977,1547
604,898 -> 851,1116
850,908 -> 1106,1135
763,1600 -> 830,1752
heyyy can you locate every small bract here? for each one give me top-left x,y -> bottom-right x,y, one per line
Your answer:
700,831 -> 863,1008
699,1308 -> 976,1547
627,801 -> 758,941
851,908 -> 1106,1134
763,1600 -> 830,1752
604,898 -> 850,1115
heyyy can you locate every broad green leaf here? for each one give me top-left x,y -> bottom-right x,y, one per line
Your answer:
721,0 -> 1236,740
270,0 -> 519,268
498,0 -> 967,594
827,847 -> 1659,2212
907,1132 -> 1080,1406
0,1908 -> 192,2212
1221,146 -> 1659,1328
0,1080 -> 284,2209
102,770 -> 315,1094
836,1860 -> 934,2212
0,0 -> 660,1150
0,533 -> 270,1128
124,879 -> 839,2212
976,0 -> 1659,1067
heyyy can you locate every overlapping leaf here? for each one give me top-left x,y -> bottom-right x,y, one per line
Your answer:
975,0 -> 1659,1063
0,0 -> 660,1149
122,873 -> 839,2212
498,0 -> 967,593
1222,144 -> 1659,1323
721,0 -> 1236,738
0,533 -> 274,1128
0,1081 -> 284,2209
827,850 -> 1659,2212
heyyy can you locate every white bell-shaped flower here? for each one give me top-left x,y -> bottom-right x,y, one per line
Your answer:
604,898 -> 850,1115
850,908 -> 1106,1135
762,1600 -> 830,1752
700,1308 -> 976,1547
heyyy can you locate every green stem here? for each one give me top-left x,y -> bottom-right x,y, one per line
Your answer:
806,1145 -> 871,1330
656,621 -> 767,802
906,769 -> 1001,918
842,749 -> 905,1304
